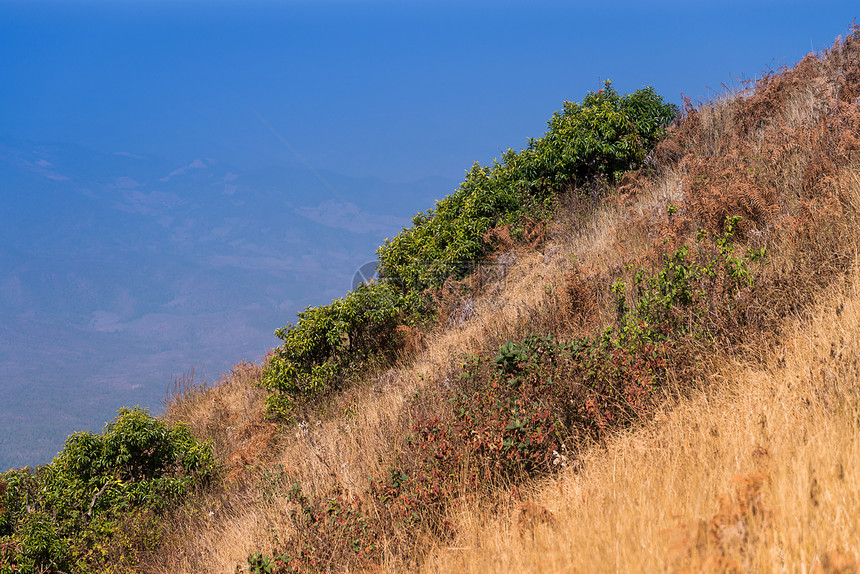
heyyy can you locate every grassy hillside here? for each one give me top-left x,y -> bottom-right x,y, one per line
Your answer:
4,24 -> 860,573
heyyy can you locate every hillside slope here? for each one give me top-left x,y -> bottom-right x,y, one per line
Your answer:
4,25 -> 860,574
157,26 -> 860,573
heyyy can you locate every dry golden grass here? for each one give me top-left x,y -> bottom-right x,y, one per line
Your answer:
151,164 -> 858,574
423,236 -> 860,574
140,179 -> 653,572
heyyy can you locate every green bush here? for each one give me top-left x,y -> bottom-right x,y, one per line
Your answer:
262,281 -> 405,420
531,83 -> 680,184
0,407 -> 214,574
377,82 -> 679,294
261,84 -> 678,420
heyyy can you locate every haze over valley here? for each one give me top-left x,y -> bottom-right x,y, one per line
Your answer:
0,139 -> 451,468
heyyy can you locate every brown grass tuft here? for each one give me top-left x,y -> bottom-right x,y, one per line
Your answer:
515,500 -> 557,539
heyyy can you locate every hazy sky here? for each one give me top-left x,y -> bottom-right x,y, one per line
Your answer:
3,1 -> 858,182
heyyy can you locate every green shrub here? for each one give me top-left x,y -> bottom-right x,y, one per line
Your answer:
377,82 -> 679,294
261,281 -> 406,420
0,407 -> 214,573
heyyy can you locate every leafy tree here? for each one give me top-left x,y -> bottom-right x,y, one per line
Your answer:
0,407 -> 214,573
262,282 -> 405,420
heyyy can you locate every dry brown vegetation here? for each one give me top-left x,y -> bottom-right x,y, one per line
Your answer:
425,258 -> 860,574
143,26 -> 860,573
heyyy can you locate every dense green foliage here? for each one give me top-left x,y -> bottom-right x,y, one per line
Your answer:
261,84 -> 679,420
262,281 -> 406,421
377,82 -> 679,294
0,407 -> 214,573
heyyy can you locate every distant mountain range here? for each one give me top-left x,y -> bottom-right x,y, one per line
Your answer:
0,139 -> 456,469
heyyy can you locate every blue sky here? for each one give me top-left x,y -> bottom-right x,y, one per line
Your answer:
3,1 -> 858,181
1,0 -> 859,467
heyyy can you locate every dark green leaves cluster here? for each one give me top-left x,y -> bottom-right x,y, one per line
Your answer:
377,82 -> 679,294
261,83 -> 678,420
0,407 -> 214,573
542,84 -> 681,183
262,282 -> 405,421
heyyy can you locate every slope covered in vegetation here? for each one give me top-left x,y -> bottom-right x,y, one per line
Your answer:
3,24 -> 860,574
260,82 -> 678,423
